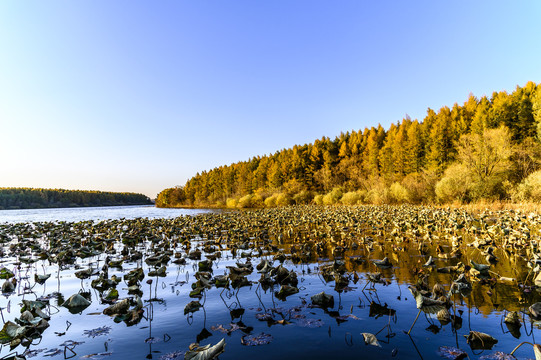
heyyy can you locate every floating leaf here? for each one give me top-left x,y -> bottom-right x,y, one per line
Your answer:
21,300 -> 46,313
213,275 -> 229,288
103,298 -> 130,316
504,311 -> 520,325
470,260 -> 490,272
275,285 -> 299,300
34,274 -> 51,284
0,267 -> 14,279
184,300 -> 202,315
198,260 -> 213,272
104,288 -> 119,301
530,303 -> 541,320
2,279 -> 15,293
408,286 -> 447,313
479,352 -> 515,360
62,294 -> 91,313
371,257 -> 392,268
465,331 -> 498,350
361,333 -> 381,347
437,308 -> 451,323
241,333 -> 273,346
75,268 -> 96,280
438,346 -> 467,359
311,292 -> 334,308
148,266 -> 167,277
124,268 -> 145,285
0,321 -> 26,344
185,338 -> 226,360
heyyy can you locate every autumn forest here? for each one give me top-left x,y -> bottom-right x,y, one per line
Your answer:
157,82 -> 541,208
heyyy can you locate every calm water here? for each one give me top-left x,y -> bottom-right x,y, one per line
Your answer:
0,206 -> 540,360
0,205 -> 215,223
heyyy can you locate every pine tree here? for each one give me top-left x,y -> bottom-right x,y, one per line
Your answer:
405,120 -> 425,173
427,107 -> 454,174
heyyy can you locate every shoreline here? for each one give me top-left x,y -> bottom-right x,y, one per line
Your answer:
157,201 -> 541,213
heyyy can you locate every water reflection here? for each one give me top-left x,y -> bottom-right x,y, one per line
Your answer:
0,205 -> 540,359
0,205 -> 216,223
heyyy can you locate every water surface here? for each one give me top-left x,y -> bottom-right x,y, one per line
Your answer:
0,205 -> 215,223
0,206 -> 540,360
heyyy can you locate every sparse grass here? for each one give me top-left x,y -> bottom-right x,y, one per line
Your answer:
448,200 -> 541,214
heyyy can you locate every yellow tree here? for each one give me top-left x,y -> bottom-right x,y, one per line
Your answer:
392,120 -> 410,177
461,93 -> 479,132
267,158 -> 283,189
405,120 -> 425,174
456,126 -> 514,199
362,127 -> 380,177
379,123 -> 397,180
470,96 -> 491,135
427,106 -> 455,175
532,84 -> 541,141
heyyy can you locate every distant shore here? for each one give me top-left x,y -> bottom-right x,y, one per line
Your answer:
0,188 -> 153,210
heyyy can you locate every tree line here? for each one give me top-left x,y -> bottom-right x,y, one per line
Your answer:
157,81 -> 541,208
0,188 -> 153,210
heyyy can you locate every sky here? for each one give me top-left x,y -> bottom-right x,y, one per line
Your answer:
1,1 -> 541,199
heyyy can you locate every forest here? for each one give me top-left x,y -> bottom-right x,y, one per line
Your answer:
157,81 -> 541,208
0,188 -> 153,210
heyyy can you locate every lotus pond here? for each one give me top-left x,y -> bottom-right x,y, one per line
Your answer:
1,205 -> 541,360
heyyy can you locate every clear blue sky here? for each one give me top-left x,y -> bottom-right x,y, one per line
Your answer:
1,1 -> 540,198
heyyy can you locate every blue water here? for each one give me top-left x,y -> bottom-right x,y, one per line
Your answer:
0,205 -> 215,223
0,207 -> 539,360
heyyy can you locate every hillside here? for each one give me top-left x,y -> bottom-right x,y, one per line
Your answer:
157,81 -> 541,207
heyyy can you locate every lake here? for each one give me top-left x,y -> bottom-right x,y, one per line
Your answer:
0,205 -> 540,360
0,205 -> 216,223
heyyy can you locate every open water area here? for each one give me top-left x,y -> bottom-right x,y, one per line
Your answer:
1,205 -> 541,359
0,206 -> 215,224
